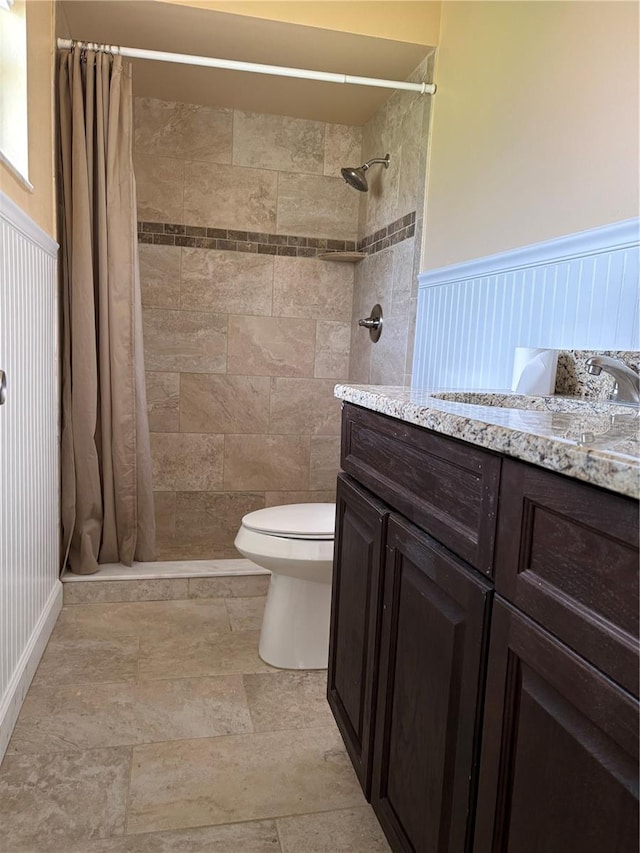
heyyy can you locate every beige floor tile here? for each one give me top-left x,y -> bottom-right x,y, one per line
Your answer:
8,675 -> 252,754
32,636 -> 139,687
226,596 -> 266,631
188,575 -> 270,599
38,820 -> 281,852
243,671 -> 334,732
139,630 -> 273,680
126,726 -> 364,834
0,747 -> 131,848
63,578 -> 190,604
52,599 -> 230,641
277,806 -> 391,852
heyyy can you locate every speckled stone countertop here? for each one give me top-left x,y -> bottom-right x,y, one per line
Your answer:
334,385 -> 640,499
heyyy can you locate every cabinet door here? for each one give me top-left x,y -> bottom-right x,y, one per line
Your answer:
328,473 -> 389,796
371,515 -> 493,852
474,599 -> 639,853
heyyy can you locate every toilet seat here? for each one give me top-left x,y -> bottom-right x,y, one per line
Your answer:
241,503 -> 335,540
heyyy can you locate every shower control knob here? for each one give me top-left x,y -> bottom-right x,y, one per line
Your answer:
358,304 -> 383,342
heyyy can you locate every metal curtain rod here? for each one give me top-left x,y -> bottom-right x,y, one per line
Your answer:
56,38 -> 436,95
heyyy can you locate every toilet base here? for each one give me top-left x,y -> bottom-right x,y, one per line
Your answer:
259,572 -> 332,669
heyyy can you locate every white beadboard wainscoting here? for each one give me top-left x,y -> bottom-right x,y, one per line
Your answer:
413,219 -> 640,390
0,193 -> 61,761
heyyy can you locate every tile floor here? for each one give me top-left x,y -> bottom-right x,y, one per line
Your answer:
0,579 -> 390,852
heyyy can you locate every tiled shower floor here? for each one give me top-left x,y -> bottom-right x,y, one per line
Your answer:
0,576 -> 390,852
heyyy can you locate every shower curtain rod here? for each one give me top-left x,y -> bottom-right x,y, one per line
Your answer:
57,38 -> 436,95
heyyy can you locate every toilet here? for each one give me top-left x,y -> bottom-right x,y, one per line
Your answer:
234,503 -> 335,670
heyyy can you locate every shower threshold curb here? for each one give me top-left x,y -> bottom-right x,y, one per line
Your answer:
61,558 -> 269,582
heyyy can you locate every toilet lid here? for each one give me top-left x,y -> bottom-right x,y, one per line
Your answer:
241,503 -> 336,540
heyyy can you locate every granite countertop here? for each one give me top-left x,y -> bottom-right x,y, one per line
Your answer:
334,384 -> 640,499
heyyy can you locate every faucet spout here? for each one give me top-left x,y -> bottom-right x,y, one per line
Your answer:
585,356 -> 640,406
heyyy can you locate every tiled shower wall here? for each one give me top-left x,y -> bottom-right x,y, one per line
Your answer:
133,98 -> 362,559
349,53 -> 435,386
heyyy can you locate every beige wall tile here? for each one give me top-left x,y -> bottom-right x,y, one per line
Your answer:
233,111 -> 325,174
347,318 -> 372,384
352,250 -> 394,320
390,238 -> 415,318
126,727 -> 363,833
135,154 -> 184,223
184,161 -> 277,231
309,436 -> 341,491
181,248 -> 273,315
315,321 -> 351,378
146,372 -> 180,432
63,579 -> 190,605
139,245 -> 181,309
143,309 -> 227,373
171,491 -> 265,558
269,378 -> 341,436
0,748 -> 130,847
276,173 -> 359,241
153,491 -> 176,546
227,315 -> 315,377
324,123 -> 362,178
273,257 -> 353,322
370,315 -> 409,385
224,435 -> 310,491
151,433 -> 224,491
264,490 -> 335,506
134,97 -> 232,164
180,374 -> 270,434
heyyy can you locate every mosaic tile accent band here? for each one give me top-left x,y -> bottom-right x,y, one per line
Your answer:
137,211 -> 416,258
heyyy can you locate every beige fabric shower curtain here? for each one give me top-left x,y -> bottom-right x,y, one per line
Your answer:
58,46 -> 156,574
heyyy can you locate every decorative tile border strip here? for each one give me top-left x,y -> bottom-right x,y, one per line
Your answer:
136,210 -> 416,258
136,222 -> 356,257
357,211 -> 416,256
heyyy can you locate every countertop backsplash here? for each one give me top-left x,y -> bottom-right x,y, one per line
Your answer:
555,350 -> 640,399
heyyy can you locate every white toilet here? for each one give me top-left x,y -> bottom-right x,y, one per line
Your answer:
234,503 -> 335,670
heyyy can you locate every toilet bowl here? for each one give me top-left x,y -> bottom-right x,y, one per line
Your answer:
234,503 -> 335,670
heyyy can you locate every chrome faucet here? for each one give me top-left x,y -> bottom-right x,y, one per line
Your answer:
585,356 -> 640,406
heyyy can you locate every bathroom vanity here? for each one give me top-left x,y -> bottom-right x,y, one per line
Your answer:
327,386 -> 639,853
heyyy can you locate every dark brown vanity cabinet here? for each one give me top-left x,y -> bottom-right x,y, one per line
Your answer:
329,403 -> 639,853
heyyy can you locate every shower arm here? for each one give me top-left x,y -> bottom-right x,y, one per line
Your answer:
56,38 -> 437,96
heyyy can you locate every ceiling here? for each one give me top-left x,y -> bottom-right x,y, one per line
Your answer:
59,1 -> 433,125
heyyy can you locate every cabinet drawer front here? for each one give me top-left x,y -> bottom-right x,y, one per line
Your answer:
495,458 -> 640,695
475,600 -> 639,853
372,515 -> 493,852
341,403 -> 501,574
328,473 -> 389,796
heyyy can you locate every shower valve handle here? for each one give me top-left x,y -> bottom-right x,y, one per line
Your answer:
358,304 -> 383,342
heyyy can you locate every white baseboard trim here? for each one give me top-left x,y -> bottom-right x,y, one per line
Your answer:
0,581 -> 63,762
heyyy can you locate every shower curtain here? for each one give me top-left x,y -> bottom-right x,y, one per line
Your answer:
58,45 -> 156,574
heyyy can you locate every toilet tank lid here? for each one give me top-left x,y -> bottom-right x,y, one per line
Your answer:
241,503 -> 336,539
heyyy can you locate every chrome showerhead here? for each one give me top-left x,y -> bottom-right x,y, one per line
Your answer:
341,154 -> 390,192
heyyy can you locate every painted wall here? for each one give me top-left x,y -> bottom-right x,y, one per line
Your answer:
167,1 -> 441,45
134,97 -> 360,558
349,53 -> 435,386
423,1 -> 640,271
0,0 -> 56,238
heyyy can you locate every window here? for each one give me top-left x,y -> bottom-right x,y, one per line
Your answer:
0,0 -> 31,189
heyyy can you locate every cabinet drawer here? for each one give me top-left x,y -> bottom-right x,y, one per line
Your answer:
495,458 -> 640,696
341,403 -> 501,574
